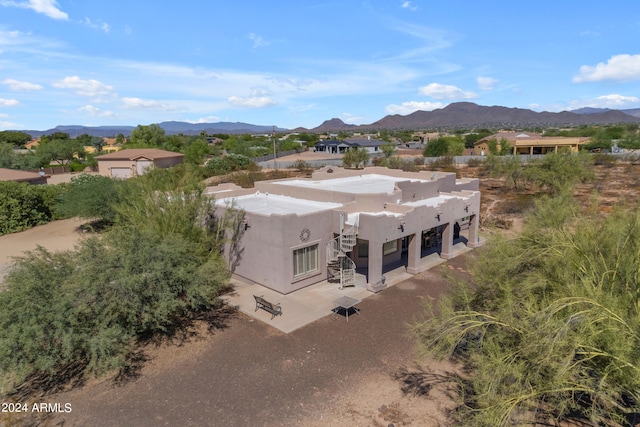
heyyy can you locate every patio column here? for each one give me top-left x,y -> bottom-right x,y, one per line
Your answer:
367,239 -> 384,291
466,214 -> 480,248
440,222 -> 454,260
406,233 -> 421,274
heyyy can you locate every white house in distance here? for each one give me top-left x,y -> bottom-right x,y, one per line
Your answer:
313,137 -> 387,154
210,166 -> 480,295
95,148 -> 184,178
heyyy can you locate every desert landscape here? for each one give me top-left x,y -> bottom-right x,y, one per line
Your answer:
2,159 -> 640,426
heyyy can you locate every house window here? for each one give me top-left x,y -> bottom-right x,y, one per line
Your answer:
293,244 -> 318,277
383,240 -> 398,256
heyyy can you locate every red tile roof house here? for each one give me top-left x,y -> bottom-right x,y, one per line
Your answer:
95,149 -> 185,179
0,168 -> 48,185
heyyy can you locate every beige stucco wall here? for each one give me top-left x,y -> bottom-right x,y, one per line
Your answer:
213,167 -> 482,293
97,156 -> 183,178
97,159 -> 134,177
220,206 -> 338,294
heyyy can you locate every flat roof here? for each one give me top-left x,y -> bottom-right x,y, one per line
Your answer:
346,211 -> 402,226
273,174 -> 428,194
403,195 -> 463,207
216,192 -> 342,216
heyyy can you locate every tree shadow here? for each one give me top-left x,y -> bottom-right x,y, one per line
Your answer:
114,302 -> 238,386
393,366 -> 462,398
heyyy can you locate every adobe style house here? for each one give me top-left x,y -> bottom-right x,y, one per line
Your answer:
210,167 -> 480,295
0,168 -> 48,185
95,148 -> 184,178
474,131 -> 590,155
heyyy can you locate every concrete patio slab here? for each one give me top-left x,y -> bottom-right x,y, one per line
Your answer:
222,241 -> 478,333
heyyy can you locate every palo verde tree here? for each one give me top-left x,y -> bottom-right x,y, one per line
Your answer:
342,147 -> 369,169
414,191 -> 640,426
0,165 -> 243,395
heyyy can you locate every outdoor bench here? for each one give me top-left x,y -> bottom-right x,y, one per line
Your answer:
253,295 -> 282,319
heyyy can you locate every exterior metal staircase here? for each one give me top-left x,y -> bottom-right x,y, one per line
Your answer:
326,214 -> 357,289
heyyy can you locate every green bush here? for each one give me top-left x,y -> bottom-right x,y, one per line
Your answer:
0,182 -> 67,235
53,174 -> 121,224
0,229 -> 230,394
592,153 -> 617,167
68,160 -> 86,172
203,154 -> 255,176
466,157 -> 484,167
414,194 -> 640,425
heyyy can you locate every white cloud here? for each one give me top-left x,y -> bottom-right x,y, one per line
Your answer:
573,54 -> 640,83
552,94 -> 640,112
248,33 -> 269,49
0,120 -> 20,129
341,112 -> 366,124
477,76 -> 498,91
81,17 -> 110,33
418,83 -> 477,100
121,97 -> 178,111
385,101 -> 444,115
79,105 -> 116,117
185,115 -> 223,124
0,0 -> 68,20
0,98 -> 20,106
2,78 -> 43,91
228,95 -> 276,108
52,76 -> 114,96
401,1 -> 417,11
595,94 -> 640,106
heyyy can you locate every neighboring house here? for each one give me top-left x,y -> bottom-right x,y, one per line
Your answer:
0,168 -> 48,185
95,148 -> 184,179
84,145 -> 122,155
343,137 -> 386,154
313,137 -> 386,154
211,166 -> 480,295
474,131 -> 590,155
24,139 -> 40,149
313,140 -> 353,154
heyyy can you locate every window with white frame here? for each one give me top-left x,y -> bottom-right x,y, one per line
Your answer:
293,244 -> 319,277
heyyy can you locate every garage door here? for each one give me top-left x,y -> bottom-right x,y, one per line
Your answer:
136,160 -> 153,175
111,167 -> 132,179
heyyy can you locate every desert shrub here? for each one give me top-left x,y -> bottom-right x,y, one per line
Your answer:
0,170 -> 241,395
427,155 -> 456,169
68,159 -> 86,172
524,152 -> 594,195
466,157 -> 484,167
291,159 -> 312,172
54,174 -> 121,224
0,181 -> 67,235
496,193 -> 536,214
592,153 -> 617,167
414,193 -> 640,426
203,154 -> 255,176
0,228 -> 230,395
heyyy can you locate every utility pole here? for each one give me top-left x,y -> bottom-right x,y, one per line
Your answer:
272,125 -> 277,169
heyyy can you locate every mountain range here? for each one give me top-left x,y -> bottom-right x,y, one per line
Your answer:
16,102 -> 640,137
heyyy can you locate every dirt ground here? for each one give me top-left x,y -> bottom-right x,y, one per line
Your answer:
3,161 -> 638,426
0,222 -> 473,427
8,260 -> 471,427
0,218 -> 86,286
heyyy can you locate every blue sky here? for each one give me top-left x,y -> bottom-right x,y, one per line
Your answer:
1,0 -> 640,131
